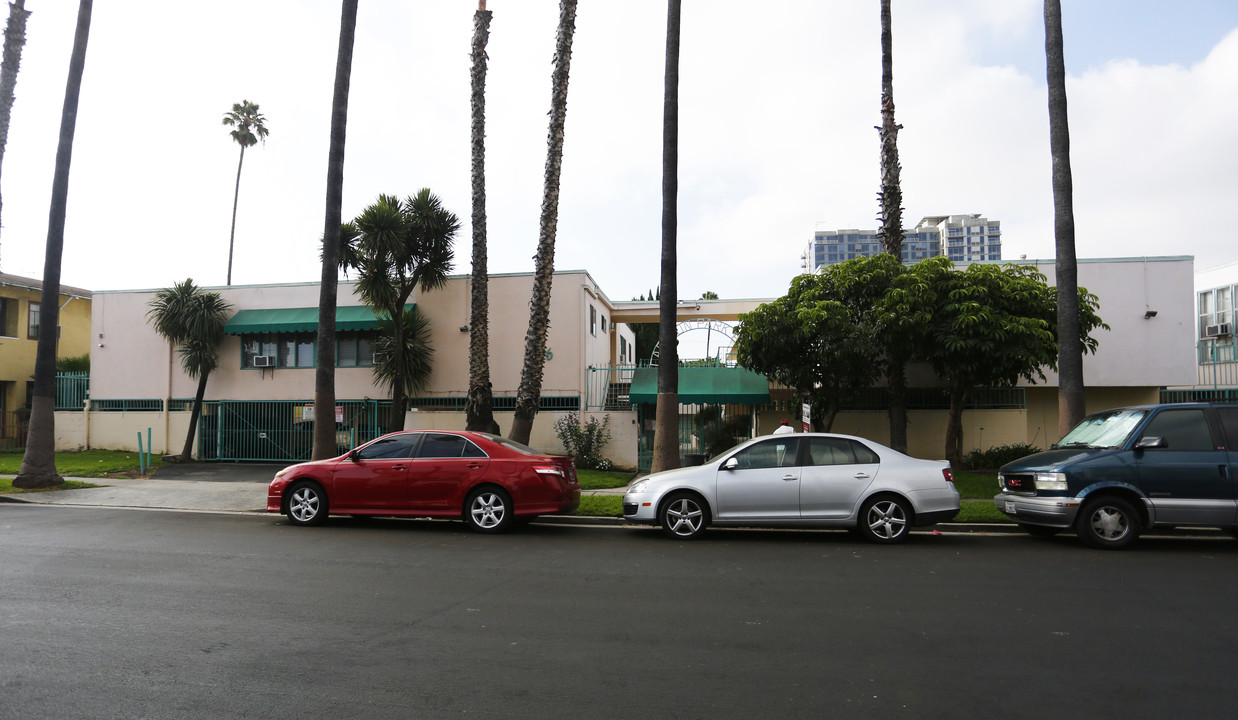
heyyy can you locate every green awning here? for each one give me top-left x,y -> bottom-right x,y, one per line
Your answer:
224,305 -> 403,335
628,366 -> 770,405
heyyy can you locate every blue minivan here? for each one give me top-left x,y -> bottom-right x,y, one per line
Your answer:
995,403 -> 1238,549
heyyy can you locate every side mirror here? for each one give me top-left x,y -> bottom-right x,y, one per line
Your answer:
348,449 -> 361,462
723,457 -> 738,471
1135,436 -> 1168,450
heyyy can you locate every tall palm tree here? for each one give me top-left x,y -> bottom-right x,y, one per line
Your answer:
1045,0 -> 1085,437
313,0 -> 359,460
338,191 -> 458,431
878,0 -> 909,453
466,0 -> 499,435
509,0 -> 578,445
651,0 -> 682,473
222,99 -> 269,286
14,0 -> 91,489
146,280 -> 232,461
0,0 -> 31,264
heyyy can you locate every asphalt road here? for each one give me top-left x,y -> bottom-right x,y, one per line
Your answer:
2,505 -> 1235,720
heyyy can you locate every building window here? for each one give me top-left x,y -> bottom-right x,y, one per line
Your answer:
337,332 -> 376,367
590,305 -> 597,336
28,302 -> 40,339
0,297 -> 16,337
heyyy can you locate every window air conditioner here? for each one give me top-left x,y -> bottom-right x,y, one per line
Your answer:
252,355 -> 273,368
1205,323 -> 1233,338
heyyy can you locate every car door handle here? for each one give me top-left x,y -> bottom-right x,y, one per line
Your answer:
392,465 -> 407,471
467,463 -> 484,469
853,473 -> 870,479
783,474 -> 797,481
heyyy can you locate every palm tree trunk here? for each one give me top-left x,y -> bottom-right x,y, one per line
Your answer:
313,0 -> 358,460
511,0 -> 577,445
1045,0 -> 1085,438
181,371 -> 210,460
388,303 -> 407,432
15,0 -> 92,489
0,0 -> 31,259
466,3 -> 499,435
226,145 -> 246,286
651,0 -> 682,473
878,0 -> 908,454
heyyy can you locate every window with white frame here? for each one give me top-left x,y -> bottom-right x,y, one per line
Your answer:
590,305 -> 597,336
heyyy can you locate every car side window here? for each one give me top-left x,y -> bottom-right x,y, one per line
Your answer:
356,433 -> 419,460
850,440 -> 880,464
1138,409 -> 1215,452
416,433 -> 484,459
732,439 -> 800,469
1217,408 -> 1238,449
807,438 -> 855,466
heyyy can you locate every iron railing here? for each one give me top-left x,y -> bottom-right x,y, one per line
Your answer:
55,372 -> 89,410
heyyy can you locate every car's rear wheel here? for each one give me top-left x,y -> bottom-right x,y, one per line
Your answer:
659,492 -> 709,540
857,496 -> 911,544
1019,523 -> 1064,538
464,487 -> 513,534
286,481 -> 328,526
1076,495 -> 1140,549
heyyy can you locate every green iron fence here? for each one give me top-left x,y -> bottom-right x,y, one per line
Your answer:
198,399 -> 391,462
585,364 -> 636,410
55,372 -> 90,410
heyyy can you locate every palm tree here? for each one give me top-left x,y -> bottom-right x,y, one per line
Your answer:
877,0 -> 909,453
14,0 -> 91,489
222,99 -> 269,286
465,0 -> 499,435
146,280 -> 232,461
651,0 -> 682,473
509,0 -> 578,445
1045,0 -> 1085,437
313,0 -> 359,460
372,306 -> 435,405
338,191 -> 458,431
0,0 -> 31,264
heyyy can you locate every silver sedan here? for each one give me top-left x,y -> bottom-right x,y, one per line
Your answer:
623,433 -> 960,542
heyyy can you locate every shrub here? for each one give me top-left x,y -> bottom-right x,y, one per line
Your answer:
553,413 -> 612,470
961,442 -> 1043,470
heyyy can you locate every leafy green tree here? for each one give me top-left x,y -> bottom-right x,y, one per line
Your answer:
312,0 -> 359,461
700,290 -> 719,300
0,0 -> 31,262
735,256 -> 900,431
651,0 -> 683,472
15,0 -> 92,489
146,280 -> 232,461
222,99 -> 269,286
511,0 -> 578,445
884,258 -> 1106,467
466,0 -> 499,435
1044,0 -> 1086,437
337,191 -> 458,431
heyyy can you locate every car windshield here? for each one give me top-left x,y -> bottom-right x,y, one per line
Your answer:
1055,409 -> 1148,449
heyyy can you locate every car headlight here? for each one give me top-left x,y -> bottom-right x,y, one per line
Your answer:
1034,472 -> 1068,491
627,479 -> 649,494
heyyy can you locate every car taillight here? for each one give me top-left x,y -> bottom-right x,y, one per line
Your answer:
533,465 -> 564,478
942,468 -> 954,483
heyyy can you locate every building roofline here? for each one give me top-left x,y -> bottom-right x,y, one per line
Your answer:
0,272 -> 93,299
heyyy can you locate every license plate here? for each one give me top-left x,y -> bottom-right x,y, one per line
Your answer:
1005,501 -> 1016,514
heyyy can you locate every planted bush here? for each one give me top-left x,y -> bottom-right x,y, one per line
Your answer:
553,413 -> 612,470
961,443 -> 1042,470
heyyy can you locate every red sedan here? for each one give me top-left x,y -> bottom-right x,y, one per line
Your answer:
267,430 -> 580,532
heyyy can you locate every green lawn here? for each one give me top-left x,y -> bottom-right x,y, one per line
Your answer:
953,470 -> 999,499
575,468 -> 633,490
0,449 -> 158,479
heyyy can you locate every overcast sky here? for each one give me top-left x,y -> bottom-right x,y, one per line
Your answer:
2,0 -> 1236,304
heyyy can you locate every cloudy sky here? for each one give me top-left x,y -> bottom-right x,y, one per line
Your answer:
2,0 -> 1236,303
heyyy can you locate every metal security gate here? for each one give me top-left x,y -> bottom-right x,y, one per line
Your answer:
199,399 -> 390,462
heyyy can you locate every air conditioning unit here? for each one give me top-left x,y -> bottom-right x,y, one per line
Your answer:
252,355 -> 273,368
1205,323 -> 1233,338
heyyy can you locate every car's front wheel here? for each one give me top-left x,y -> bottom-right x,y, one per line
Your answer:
659,492 -> 709,540
1076,495 -> 1140,549
464,487 -> 513,534
286,481 -> 328,526
858,496 -> 912,544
